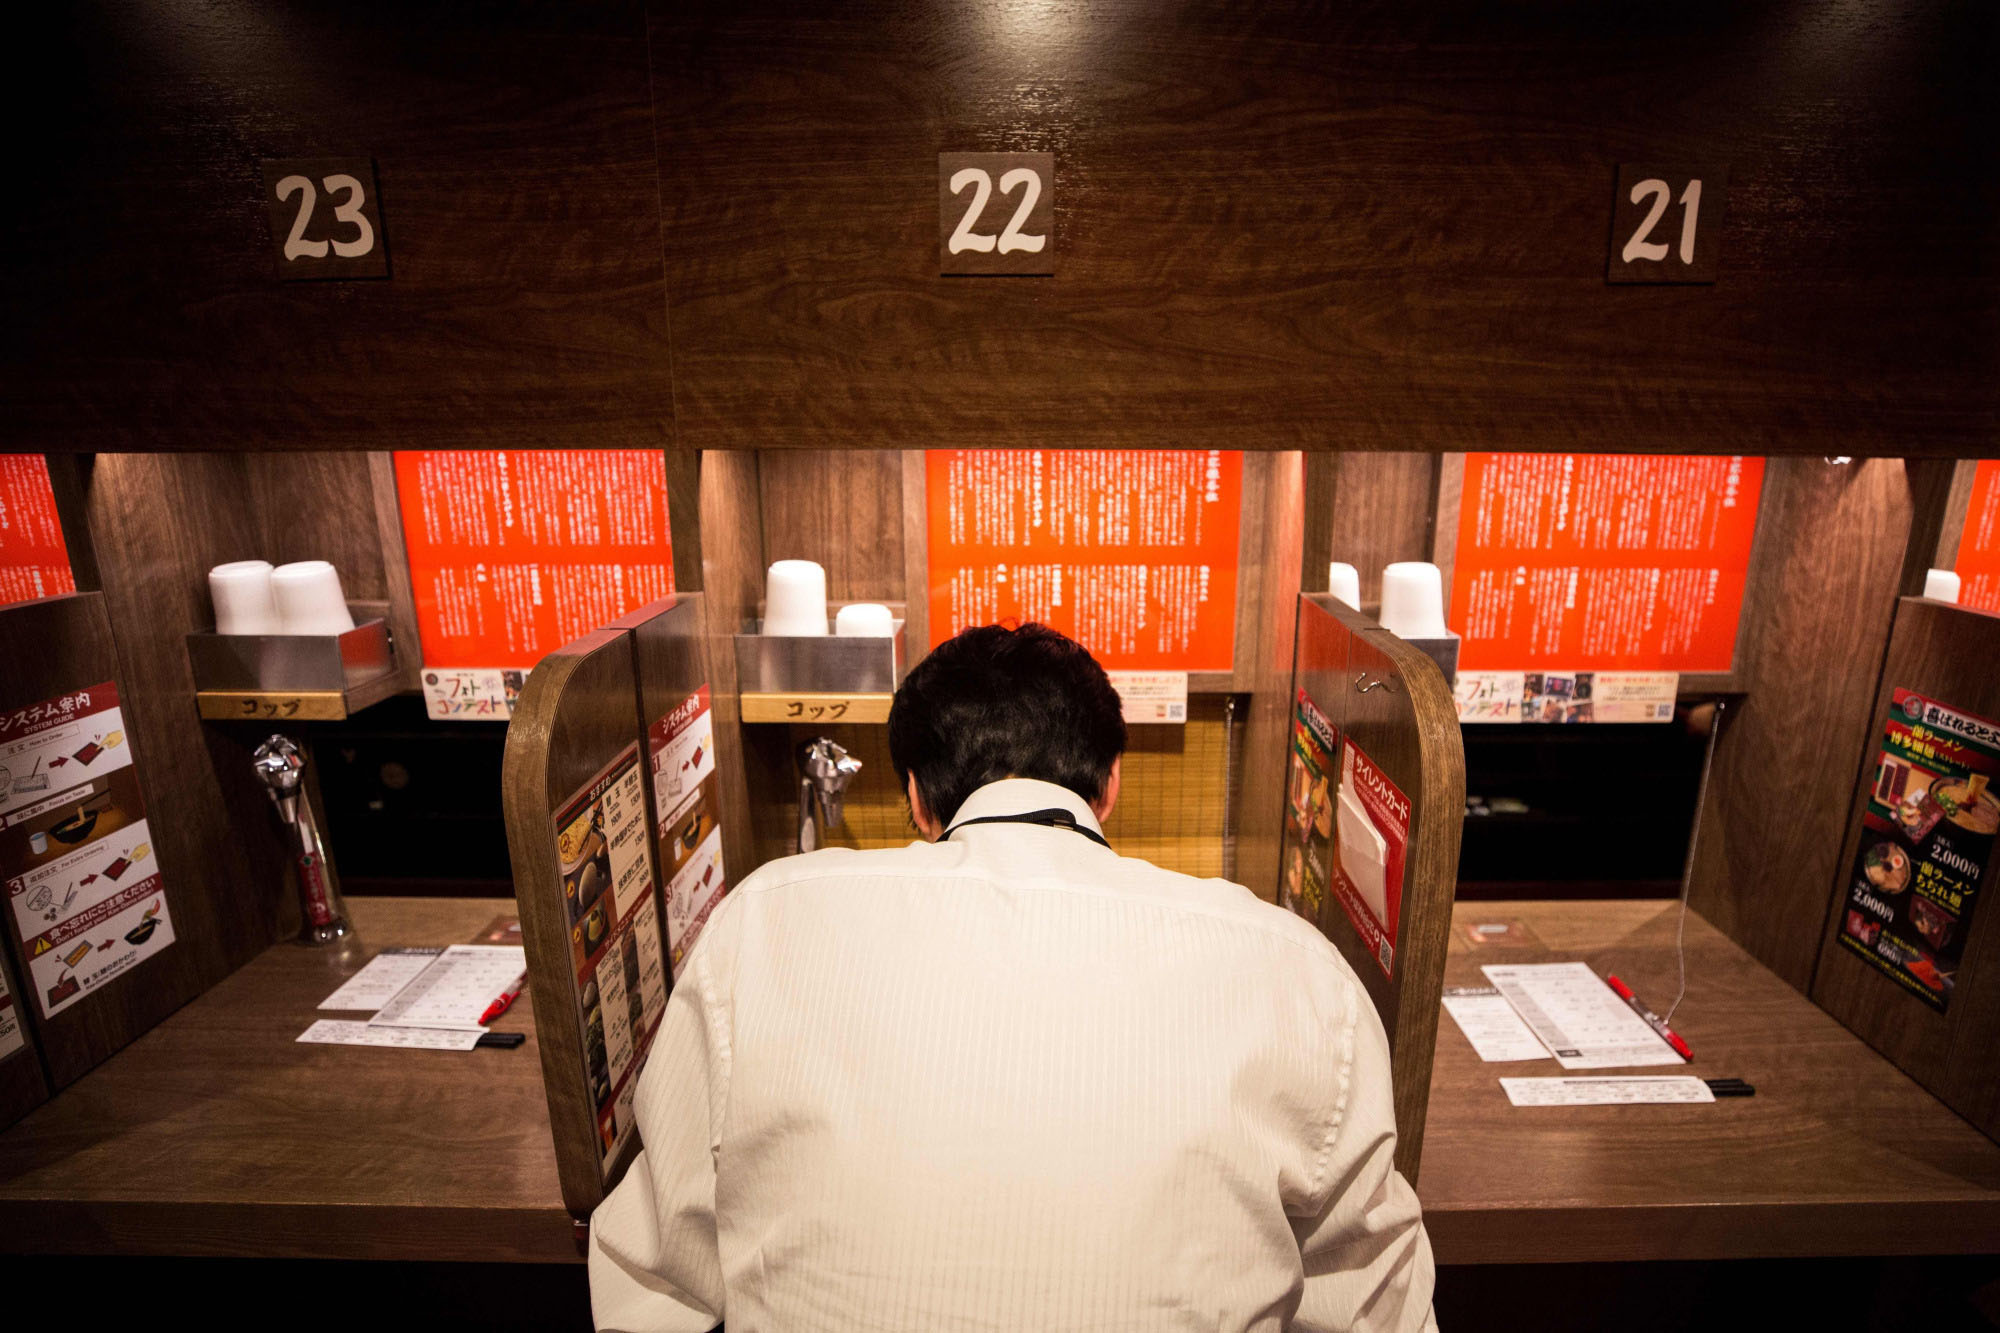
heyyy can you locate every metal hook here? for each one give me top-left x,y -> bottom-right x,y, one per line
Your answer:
1354,671 -> 1401,694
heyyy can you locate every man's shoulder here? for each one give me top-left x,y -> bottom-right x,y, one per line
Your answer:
735,841 -> 1356,981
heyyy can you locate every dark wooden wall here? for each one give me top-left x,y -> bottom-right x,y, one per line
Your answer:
3,1 -> 1993,456
650,0 -> 1998,457
2,1 -> 671,452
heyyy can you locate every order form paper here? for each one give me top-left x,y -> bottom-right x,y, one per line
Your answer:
1441,987 -> 1552,1062
317,948 -> 442,1012
369,945 -> 525,1031
1479,962 -> 1682,1069
1501,1076 -> 1715,1107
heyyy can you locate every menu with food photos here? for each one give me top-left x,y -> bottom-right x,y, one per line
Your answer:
552,745 -> 669,1171
1837,688 -> 2000,1012
647,686 -> 728,972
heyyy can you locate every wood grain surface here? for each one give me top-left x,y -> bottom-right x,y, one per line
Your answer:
1422,898 -> 2000,1263
1320,454 -> 1440,609
1230,453 -> 1308,900
1811,598 -> 2000,1144
0,589 -> 285,1092
696,452 -> 767,883
501,627 -> 649,1217
1686,459 -> 1923,989
650,0 -> 1998,456
758,452 -> 908,603
2,1 -> 672,452
0,896 -> 574,1262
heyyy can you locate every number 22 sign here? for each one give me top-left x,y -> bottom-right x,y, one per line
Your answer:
939,152 -> 1053,276
1608,164 -> 1726,284
261,158 -> 389,280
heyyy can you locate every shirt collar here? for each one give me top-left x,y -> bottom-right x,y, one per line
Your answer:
943,778 -> 1108,842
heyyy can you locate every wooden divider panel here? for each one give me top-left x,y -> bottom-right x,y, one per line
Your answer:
1284,595 -> 1465,1181
1812,598 -> 2000,1144
0,933 -> 48,1130
0,593 -> 211,1094
502,626 -> 664,1217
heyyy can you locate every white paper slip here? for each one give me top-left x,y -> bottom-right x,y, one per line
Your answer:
318,947 -> 443,1012
1501,1077 -> 1716,1107
1480,962 -> 1683,1069
297,1020 -> 482,1051
1442,987 -> 1552,1062
368,945 -> 527,1031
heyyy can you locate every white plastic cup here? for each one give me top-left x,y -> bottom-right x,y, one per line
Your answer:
764,560 -> 830,636
209,560 -> 282,636
1378,561 -> 1450,639
1328,562 -> 1361,611
834,603 -> 895,637
270,561 -> 356,636
1923,568 -> 1962,604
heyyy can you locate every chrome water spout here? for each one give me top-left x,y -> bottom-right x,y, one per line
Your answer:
796,737 -> 862,853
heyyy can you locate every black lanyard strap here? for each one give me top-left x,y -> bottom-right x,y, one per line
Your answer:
944,808 -> 1112,849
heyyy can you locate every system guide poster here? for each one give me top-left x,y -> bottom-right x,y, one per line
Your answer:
394,451 -> 675,721
0,682 -> 175,1019
1837,689 -> 1999,1012
925,450 -> 1241,672
1280,689 -> 1410,977
0,455 -> 77,610
1449,454 -> 1761,724
553,744 -> 670,1170
646,686 -> 728,971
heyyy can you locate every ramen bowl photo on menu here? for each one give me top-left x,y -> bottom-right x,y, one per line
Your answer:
1932,777 -> 2000,835
1862,842 -> 1911,894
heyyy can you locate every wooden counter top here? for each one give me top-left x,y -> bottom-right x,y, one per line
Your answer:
8,893 -> 1998,1268
0,897 -> 575,1263
1420,899 -> 2000,1264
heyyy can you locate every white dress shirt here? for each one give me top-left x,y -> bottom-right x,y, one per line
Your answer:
590,778 -> 1436,1332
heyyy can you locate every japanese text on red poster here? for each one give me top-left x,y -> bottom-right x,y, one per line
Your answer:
1452,454 -> 1762,673
1954,460 -> 2000,615
0,456 -> 77,610
926,451 -> 1240,671
394,451 -> 675,720
1331,739 -> 1409,978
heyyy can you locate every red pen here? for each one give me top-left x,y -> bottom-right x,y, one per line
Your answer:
1606,974 -> 1694,1062
479,973 -> 527,1026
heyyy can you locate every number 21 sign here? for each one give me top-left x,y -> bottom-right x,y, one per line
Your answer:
939,152 -> 1053,276
262,157 -> 389,280
1608,164 -> 1726,284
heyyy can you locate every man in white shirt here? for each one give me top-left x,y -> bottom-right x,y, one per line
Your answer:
591,623 -> 1437,1331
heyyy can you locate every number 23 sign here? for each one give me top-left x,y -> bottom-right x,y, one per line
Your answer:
262,158 -> 389,280
939,152 -> 1053,276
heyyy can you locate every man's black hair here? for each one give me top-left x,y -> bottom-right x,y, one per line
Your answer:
888,623 -> 1127,829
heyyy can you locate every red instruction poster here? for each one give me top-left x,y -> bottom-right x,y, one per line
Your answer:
646,686 -> 728,972
0,682 -> 175,1018
1954,460 -> 2000,615
1451,454 -> 1762,672
393,451 -> 675,720
925,450 -> 1240,671
553,745 -> 669,1171
1331,739 -> 1409,979
0,456 -> 77,610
